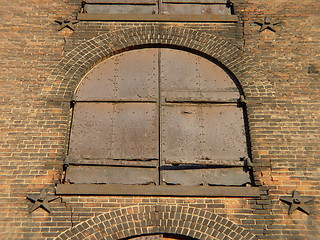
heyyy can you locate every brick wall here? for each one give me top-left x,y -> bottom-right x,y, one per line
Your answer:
0,0 -> 319,239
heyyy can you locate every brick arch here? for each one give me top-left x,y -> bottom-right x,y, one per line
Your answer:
44,25 -> 273,100
55,205 -> 258,240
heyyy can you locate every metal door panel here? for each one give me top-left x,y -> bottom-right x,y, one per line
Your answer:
66,166 -> 158,184
115,48 -> 158,100
112,103 -> 158,160
162,167 -> 251,186
75,58 -> 117,101
194,53 -> 239,95
68,102 -> 158,163
161,105 -> 202,164
160,48 -> 201,92
160,48 -> 238,99
67,47 -> 251,187
85,4 -> 158,14
161,104 -> 246,165
160,3 -> 231,15
68,102 -> 113,162
75,49 -> 158,101
201,105 -> 247,164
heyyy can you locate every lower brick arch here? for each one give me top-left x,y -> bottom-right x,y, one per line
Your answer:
55,205 -> 258,240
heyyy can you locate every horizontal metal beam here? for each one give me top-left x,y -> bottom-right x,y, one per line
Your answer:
56,184 -> 261,197
165,97 -> 238,104
73,98 -> 157,102
84,0 -> 227,3
65,158 -> 158,167
162,0 -> 227,3
84,0 -> 157,4
77,13 -> 238,22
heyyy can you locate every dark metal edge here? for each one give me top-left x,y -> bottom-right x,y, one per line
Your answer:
85,0 -> 157,4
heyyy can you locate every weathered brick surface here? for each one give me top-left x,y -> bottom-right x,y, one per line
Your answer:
55,205 -> 258,240
0,0 -> 319,239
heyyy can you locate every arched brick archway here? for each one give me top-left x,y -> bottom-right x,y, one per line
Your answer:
43,25 -> 274,100
55,205 -> 258,240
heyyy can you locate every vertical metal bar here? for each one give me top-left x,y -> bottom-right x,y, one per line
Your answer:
157,48 -> 161,185
66,101 -> 76,157
158,0 -> 161,14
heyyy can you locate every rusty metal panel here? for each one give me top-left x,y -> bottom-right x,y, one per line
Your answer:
161,105 -> 202,165
201,105 -> 247,164
115,48 -> 158,100
66,166 -> 157,184
75,48 -> 158,101
65,156 -> 158,167
161,167 -> 250,186
160,3 -> 231,15
85,4 -> 158,14
67,47 -> 251,188
68,102 -> 158,164
68,102 -> 113,162
160,48 -> 238,99
161,104 -> 247,165
160,48 -> 202,92
75,58 -> 117,101
112,103 -> 158,160
201,105 -> 248,164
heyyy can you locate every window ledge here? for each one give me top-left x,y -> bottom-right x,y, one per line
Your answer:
56,184 -> 261,197
77,13 -> 239,22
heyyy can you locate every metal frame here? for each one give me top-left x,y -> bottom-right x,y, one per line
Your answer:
56,184 -> 260,197
84,0 -> 227,3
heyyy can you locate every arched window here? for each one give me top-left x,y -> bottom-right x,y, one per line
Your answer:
64,48 -> 253,191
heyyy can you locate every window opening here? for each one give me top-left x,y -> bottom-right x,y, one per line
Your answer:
64,48 -> 252,187
81,0 -> 234,15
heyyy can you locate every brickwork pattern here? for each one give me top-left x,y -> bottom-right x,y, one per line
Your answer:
55,205 -> 258,240
0,0 -> 319,239
235,1 -> 320,239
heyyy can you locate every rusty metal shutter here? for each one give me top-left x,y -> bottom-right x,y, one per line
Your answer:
159,49 -> 249,186
65,48 -> 251,186
67,49 -> 159,185
83,0 -> 232,15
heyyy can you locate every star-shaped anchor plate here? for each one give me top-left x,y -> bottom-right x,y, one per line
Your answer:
55,17 -> 79,31
280,190 -> 313,215
255,17 -> 280,32
27,189 -> 59,213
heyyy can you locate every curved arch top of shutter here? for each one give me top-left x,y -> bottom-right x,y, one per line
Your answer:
74,48 -> 158,101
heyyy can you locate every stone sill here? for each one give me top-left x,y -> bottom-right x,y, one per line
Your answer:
56,184 -> 260,197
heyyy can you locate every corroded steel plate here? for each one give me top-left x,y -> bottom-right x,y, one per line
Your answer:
68,102 -> 158,164
161,167 -> 251,186
66,166 -> 157,185
159,48 -> 239,97
161,104 -> 247,165
75,48 -> 158,101
67,48 -> 250,186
